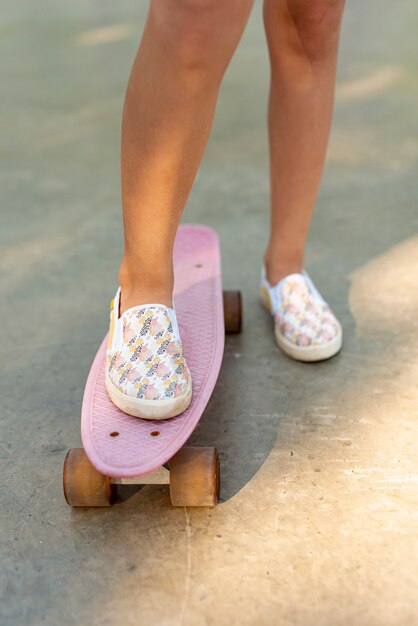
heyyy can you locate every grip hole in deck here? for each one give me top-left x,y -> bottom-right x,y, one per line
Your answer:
150,430 -> 160,437
109,431 -> 119,437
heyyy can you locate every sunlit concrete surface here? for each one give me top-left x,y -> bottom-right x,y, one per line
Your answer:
1,1 -> 418,625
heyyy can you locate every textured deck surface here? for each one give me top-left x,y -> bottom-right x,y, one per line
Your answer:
81,225 -> 224,477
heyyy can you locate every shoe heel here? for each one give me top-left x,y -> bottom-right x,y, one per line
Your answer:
260,284 -> 273,314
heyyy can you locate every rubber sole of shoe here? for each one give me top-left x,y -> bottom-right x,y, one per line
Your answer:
105,373 -> 193,420
274,325 -> 343,362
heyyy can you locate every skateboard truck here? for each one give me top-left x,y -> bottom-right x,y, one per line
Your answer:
63,446 -> 221,507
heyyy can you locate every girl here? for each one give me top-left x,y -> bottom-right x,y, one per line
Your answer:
105,0 -> 345,420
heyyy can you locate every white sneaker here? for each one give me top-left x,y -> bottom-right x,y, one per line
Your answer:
105,288 -> 192,419
260,269 -> 343,362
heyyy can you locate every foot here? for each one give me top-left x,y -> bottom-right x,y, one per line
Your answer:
260,269 -> 342,362
105,288 -> 192,419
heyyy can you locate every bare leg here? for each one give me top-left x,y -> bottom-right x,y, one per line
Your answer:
119,0 -> 253,312
263,0 -> 345,285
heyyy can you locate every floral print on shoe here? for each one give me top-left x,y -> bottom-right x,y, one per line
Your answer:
105,288 -> 192,419
260,269 -> 342,362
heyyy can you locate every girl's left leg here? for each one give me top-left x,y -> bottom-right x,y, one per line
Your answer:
261,0 -> 345,361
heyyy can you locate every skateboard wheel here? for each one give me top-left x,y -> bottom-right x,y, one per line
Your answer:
63,448 -> 116,507
169,447 -> 220,507
223,290 -> 242,334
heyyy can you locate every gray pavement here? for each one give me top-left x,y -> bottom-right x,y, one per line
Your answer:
2,1 -> 418,625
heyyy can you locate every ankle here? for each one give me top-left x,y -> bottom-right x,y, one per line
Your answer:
119,286 -> 174,313
264,251 -> 304,286
118,259 -> 174,313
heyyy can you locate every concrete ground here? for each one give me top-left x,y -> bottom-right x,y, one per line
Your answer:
2,1 -> 418,624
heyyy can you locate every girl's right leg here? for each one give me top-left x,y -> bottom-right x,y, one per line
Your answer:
119,0 -> 254,313
107,0 -> 254,419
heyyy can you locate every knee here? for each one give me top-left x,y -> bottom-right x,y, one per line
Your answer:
290,0 -> 345,61
149,0 -> 235,73
265,0 -> 345,64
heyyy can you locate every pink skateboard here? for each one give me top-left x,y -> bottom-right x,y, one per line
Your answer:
63,225 -> 242,507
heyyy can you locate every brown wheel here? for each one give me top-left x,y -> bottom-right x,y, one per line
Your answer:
169,447 -> 220,507
223,290 -> 242,334
63,448 -> 116,507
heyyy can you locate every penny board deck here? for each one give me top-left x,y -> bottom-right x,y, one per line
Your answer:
81,224 -> 224,478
